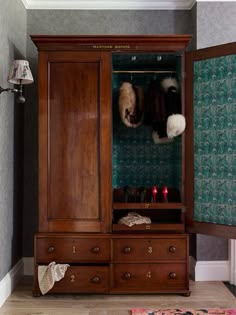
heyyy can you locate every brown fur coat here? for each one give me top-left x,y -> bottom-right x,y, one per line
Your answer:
119,82 -> 144,128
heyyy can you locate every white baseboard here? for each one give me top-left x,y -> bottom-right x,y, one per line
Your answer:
229,239 -> 236,285
189,256 -> 196,280
23,257 -> 34,276
0,259 -> 23,308
195,260 -> 230,281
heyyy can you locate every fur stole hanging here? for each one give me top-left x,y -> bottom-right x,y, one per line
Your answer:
119,82 -> 144,128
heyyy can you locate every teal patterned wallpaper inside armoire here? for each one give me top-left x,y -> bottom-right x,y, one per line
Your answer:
112,53 -> 183,194
193,54 -> 236,225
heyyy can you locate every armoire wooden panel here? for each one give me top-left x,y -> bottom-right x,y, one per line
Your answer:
32,35 -> 193,296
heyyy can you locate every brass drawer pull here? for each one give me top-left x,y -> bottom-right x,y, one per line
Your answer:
47,246 -> 55,253
70,275 -> 76,282
91,276 -> 101,283
169,272 -> 177,279
123,272 -> 132,280
148,246 -> 152,254
123,247 -> 131,254
169,246 -> 176,253
146,271 -> 152,278
91,246 -> 100,253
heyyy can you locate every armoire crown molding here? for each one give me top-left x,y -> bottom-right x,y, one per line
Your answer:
21,0 -> 196,10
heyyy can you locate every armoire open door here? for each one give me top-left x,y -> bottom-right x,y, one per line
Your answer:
185,42 -> 236,239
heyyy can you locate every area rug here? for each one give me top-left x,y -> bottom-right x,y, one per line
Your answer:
131,309 -> 236,315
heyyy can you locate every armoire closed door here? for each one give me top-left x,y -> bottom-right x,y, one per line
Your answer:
38,51 -> 112,233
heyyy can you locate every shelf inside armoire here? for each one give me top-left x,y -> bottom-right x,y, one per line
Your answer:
113,202 -> 183,210
112,203 -> 185,233
112,223 -> 185,233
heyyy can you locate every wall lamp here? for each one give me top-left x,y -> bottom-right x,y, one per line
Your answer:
0,60 -> 33,103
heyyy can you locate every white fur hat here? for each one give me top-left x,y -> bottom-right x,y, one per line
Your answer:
161,77 -> 179,92
167,114 -> 186,138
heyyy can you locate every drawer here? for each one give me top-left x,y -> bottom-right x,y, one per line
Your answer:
36,237 -> 110,263
111,263 -> 187,292
46,266 -> 109,293
112,238 -> 187,262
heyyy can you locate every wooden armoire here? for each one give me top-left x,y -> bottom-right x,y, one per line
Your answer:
31,35 -> 236,296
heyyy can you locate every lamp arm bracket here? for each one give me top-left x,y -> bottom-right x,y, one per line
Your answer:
0,86 -> 19,94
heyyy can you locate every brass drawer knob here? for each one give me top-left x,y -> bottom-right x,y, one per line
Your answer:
47,246 -> 55,253
123,272 -> 132,280
70,275 -> 75,282
91,276 -> 101,283
123,247 -> 131,253
169,246 -> 176,253
91,246 -> 100,253
169,272 -> 177,279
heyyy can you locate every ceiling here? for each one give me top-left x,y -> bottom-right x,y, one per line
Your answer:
21,0 -> 199,10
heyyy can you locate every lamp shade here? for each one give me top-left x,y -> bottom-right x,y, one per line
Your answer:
7,60 -> 34,85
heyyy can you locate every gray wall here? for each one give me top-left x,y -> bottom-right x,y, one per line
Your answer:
197,1 -> 236,48
24,9 -> 195,256
23,3 -> 233,262
195,1 -> 236,261
0,0 -> 27,281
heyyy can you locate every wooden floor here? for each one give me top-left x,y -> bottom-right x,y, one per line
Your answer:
0,277 -> 235,315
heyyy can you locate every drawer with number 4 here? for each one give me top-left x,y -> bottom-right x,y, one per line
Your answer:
111,263 -> 188,292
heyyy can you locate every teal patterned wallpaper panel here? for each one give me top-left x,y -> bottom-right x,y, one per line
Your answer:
112,73 -> 182,191
193,54 -> 236,225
